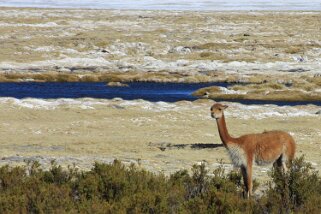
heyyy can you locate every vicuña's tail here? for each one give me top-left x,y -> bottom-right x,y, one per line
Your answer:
285,135 -> 296,164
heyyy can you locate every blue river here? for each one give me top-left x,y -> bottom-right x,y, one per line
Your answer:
0,82 -> 320,106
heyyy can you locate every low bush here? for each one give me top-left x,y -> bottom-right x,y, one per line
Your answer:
258,156 -> 321,213
0,157 -> 319,213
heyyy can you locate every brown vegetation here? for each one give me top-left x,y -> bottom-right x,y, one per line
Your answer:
0,9 -> 320,71
193,77 -> 321,102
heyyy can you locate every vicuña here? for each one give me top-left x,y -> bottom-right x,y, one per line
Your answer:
210,103 -> 296,197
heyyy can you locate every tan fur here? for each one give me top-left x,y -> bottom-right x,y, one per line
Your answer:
210,103 -> 296,198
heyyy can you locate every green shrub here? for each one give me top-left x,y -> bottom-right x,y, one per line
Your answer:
0,157 -> 319,213
258,156 -> 321,213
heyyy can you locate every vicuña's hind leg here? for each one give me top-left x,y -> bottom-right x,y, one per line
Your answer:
274,155 -> 288,173
273,155 -> 282,167
282,162 -> 288,173
246,159 -> 253,197
285,140 -> 295,169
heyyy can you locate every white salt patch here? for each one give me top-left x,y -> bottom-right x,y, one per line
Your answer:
107,42 -> 151,56
219,87 -> 246,95
156,101 -> 177,109
315,88 -> 321,93
34,130 -> 42,135
176,60 -> 190,67
119,99 -> 151,107
118,100 -> 181,112
47,57 -> 111,67
170,46 -> 191,54
24,46 -> 80,55
0,51 -> 320,74
67,20 -> 141,31
0,22 -> 58,27
0,98 -> 108,110
0,98 -> 318,120
0,35 -> 10,40
227,103 -> 318,120
24,46 -> 56,52
0,57 -> 112,70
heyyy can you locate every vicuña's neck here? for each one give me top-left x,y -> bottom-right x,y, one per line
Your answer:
216,113 -> 233,146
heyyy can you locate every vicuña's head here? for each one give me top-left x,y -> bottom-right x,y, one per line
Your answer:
210,103 -> 228,119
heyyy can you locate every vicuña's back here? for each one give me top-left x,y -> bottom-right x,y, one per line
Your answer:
210,103 -> 296,198
235,131 -> 296,166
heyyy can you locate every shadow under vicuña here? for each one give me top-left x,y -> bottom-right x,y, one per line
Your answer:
150,142 -> 223,151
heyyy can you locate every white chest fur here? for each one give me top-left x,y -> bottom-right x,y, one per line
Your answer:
227,145 -> 247,167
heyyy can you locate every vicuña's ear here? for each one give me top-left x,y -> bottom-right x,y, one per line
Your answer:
222,105 -> 228,109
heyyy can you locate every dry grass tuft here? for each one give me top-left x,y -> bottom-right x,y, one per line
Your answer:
79,75 -> 100,82
193,77 -> 321,102
192,86 -> 222,97
284,46 -> 304,54
193,42 -> 236,50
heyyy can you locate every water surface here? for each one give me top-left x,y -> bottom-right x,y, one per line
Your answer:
0,82 -> 320,106
0,82 -> 227,102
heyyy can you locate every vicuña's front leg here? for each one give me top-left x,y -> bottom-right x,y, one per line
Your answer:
241,166 -> 249,197
241,158 -> 253,198
240,166 -> 249,197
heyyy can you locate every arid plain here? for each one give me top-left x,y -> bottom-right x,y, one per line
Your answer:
0,98 -> 320,179
0,8 -> 320,183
